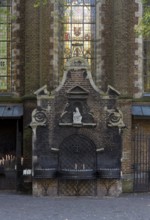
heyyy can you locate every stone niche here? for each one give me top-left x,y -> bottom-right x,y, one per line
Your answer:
30,58 -> 125,196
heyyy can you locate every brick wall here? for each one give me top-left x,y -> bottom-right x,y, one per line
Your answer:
14,0 -> 141,98
24,0 -> 40,94
98,0 -> 114,91
99,0 -> 140,97
11,0 -> 142,98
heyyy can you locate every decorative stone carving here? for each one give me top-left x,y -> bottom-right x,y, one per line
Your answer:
31,109 -> 47,126
30,108 -> 47,142
105,107 -> 126,133
30,86 -> 51,166
73,107 -> 82,124
64,57 -> 90,71
34,111 -> 47,124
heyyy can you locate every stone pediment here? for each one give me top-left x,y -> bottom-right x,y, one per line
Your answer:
67,86 -> 89,100
67,86 -> 89,97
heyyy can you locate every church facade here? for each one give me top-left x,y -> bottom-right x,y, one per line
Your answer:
0,0 -> 150,195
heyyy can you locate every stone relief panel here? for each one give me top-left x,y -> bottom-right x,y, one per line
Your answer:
32,108 -> 47,126
105,107 -> 126,133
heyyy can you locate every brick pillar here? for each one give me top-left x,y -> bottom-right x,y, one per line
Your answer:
113,0 -> 139,97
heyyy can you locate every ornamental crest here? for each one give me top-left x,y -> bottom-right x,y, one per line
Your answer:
74,27 -> 81,36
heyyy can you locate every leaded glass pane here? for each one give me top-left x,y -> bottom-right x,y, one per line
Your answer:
0,42 -> 7,58
91,7 -> 95,22
0,24 -> 7,41
85,0 -> 95,5
72,7 -> 83,23
72,0 -> 84,6
0,0 -> 11,7
64,42 -> 71,58
91,24 -> 95,39
84,41 -> 91,58
84,7 -> 91,22
64,7 -> 71,23
64,24 -> 71,40
0,59 -> 7,75
0,7 -> 8,22
0,76 -> 7,90
72,41 -> 83,56
84,24 -> 91,39
72,24 -> 83,40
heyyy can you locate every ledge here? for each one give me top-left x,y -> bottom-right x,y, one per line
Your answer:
59,123 -> 96,127
58,169 -> 96,180
22,95 -> 36,101
34,168 -> 57,179
97,168 -> 121,179
0,96 -> 22,103
28,168 -> 121,180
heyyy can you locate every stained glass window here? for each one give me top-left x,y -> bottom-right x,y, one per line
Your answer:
60,0 -> 96,68
143,39 -> 150,92
0,0 -> 12,91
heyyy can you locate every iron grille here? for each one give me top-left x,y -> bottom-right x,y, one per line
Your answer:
59,134 -> 96,171
59,179 -> 96,196
133,128 -> 150,192
58,134 -> 96,195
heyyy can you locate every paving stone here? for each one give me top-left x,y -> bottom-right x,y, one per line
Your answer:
0,192 -> 150,220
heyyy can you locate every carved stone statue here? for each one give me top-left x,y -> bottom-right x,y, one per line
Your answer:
73,107 -> 82,124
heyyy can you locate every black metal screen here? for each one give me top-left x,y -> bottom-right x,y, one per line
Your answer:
133,128 -> 150,192
59,179 -> 96,196
58,134 -> 96,196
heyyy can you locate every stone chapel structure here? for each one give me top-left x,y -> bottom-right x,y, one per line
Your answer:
0,0 -> 150,195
